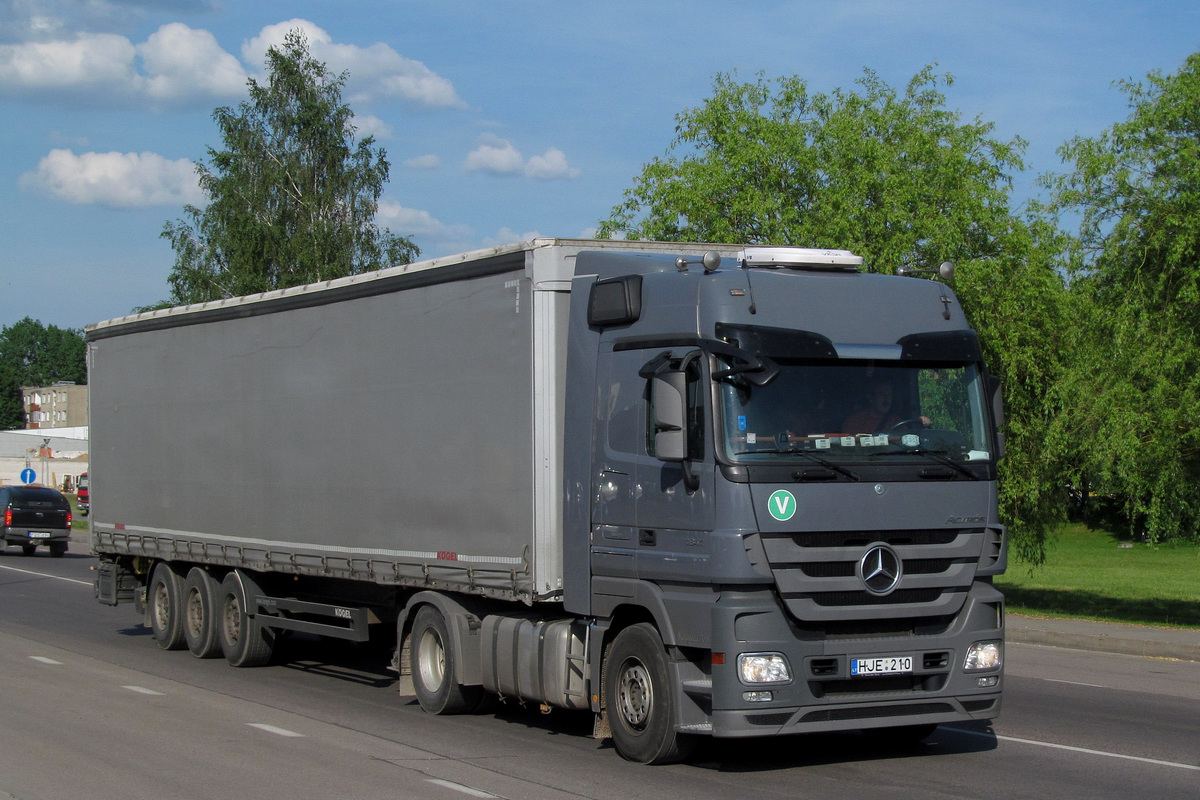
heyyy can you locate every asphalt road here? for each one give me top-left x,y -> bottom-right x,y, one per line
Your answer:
1,551 -> 1197,800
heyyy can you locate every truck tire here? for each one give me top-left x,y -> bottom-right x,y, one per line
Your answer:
410,605 -> 481,715
148,563 -> 186,651
183,567 -> 222,658
49,542 -> 67,558
218,570 -> 274,667
604,623 -> 693,765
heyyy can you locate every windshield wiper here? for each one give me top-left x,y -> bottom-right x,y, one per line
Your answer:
732,448 -> 860,481
870,448 -> 979,480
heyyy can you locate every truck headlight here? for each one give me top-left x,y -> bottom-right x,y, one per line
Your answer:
964,640 -> 1003,671
738,653 -> 792,684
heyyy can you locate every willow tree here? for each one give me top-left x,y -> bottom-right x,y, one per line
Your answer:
601,67 -> 1072,560
162,30 -> 418,304
1048,51 -> 1200,542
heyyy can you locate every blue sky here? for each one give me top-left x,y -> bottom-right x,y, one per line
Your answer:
2,1 -> 1198,332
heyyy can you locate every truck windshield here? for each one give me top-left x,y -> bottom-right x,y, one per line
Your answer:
718,358 -> 993,465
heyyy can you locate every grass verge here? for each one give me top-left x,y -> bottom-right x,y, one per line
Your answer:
996,523 -> 1200,629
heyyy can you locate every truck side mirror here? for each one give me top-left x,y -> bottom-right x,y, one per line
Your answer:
651,371 -> 688,462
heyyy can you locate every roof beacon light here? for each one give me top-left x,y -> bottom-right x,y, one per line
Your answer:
738,247 -> 863,271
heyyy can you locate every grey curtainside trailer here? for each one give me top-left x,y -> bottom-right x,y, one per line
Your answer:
90,238 -> 1008,764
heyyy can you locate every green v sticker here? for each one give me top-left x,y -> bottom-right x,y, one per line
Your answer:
767,489 -> 797,521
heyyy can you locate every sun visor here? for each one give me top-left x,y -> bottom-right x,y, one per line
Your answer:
832,343 -> 904,360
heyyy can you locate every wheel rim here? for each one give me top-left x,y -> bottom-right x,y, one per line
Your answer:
223,594 -> 242,646
185,588 -> 204,638
152,581 -> 170,629
616,658 -> 653,731
416,627 -> 446,692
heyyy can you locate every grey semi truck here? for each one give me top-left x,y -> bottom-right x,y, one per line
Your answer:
89,238 -> 1006,764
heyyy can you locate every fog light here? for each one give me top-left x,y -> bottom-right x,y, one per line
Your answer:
977,675 -> 999,687
964,640 -> 1003,671
743,691 -> 774,702
738,653 -> 791,684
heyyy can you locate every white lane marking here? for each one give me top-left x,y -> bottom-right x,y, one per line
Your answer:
0,564 -> 91,586
123,686 -> 165,696
1043,678 -> 1105,688
29,656 -> 63,665
426,779 -> 499,798
247,723 -> 304,738
952,727 -> 1200,771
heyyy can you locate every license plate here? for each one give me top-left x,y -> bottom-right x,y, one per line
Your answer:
28,531 -> 52,539
851,655 -> 913,676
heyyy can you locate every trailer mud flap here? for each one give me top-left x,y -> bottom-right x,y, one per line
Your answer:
95,561 -> 138,606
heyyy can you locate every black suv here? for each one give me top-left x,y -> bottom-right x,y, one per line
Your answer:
1,486 -> 72,557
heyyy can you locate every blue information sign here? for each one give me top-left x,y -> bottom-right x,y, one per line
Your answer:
21,468 -> 36,484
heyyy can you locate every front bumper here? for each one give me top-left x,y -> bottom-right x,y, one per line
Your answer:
706,583 -> 1004,738
3,528 -> 71,546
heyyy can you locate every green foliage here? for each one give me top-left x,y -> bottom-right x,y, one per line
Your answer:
1047,53 -> 1200,543
0,318 -> 86,429
600,68 -> 1024,268
161,30 -> 418,305
601,67 -> 1073,560
996,523 -> 1200,627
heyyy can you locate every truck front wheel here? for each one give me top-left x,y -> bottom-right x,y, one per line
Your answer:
605,623 -> 693,765
410,605 -> 480,715
148,563 -> 186,650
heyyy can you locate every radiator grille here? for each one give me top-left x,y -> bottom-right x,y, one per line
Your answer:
762,528 -> 985,622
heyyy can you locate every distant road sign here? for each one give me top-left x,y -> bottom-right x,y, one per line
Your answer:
21,468 -> 36,484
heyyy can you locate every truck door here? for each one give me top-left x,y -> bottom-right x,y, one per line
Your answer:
591,346 -> 714,585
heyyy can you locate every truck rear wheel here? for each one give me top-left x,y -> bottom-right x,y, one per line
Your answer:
183,567 -> 222,658
148,563 -> 186,650
218,570 -> 274,667
605,623 -> 693,765
410,605 -> 481,715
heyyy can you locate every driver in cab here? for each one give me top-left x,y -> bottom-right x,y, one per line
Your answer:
842,379 -> 930,434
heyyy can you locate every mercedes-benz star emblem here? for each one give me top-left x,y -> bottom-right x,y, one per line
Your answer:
858,544 -> 902,595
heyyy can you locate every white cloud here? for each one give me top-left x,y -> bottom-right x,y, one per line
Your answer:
464,134 -> 580,180
465,134 -> 526,174
525,148 -> 581,180
404,154 -> 441,170
376,199 -> 469,239
353,114 -> 393,140
484,227 -> 544,247
0,24 -> 244,104
137,23 -> 246,100
243,20 -> 465,108
19,149 -> 204,208
0,32 -> 139,90
0,19 -> 460,110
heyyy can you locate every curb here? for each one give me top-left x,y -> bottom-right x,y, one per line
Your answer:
1007,614 -> 1200,662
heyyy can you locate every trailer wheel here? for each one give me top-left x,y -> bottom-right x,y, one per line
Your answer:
218,570 -> 274,667
148,563 -> 186,650
410,605 -> 480,715
183,567 -> 222,658
604,623 -> 693,765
